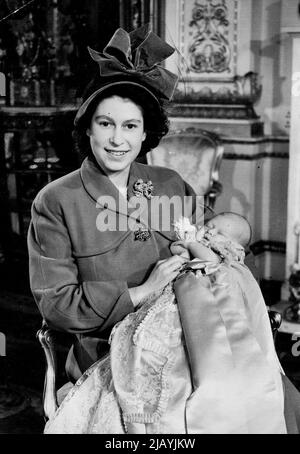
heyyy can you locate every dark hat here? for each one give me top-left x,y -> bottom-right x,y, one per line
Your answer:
74,24 -> 178,125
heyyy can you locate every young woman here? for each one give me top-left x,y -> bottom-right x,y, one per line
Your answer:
28,25 -> 300,434
28,24 -> 193,392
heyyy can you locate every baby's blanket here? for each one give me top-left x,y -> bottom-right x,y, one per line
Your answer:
174,261 -> 287,434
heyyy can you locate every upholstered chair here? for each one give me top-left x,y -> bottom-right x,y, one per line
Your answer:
147,127 -> 224,210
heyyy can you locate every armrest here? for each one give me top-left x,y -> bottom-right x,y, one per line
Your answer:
37,322 -> 58,421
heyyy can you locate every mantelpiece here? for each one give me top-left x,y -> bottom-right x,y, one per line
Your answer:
169,115 -> 264,138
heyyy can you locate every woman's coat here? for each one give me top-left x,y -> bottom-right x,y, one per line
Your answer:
28,156 -> 196,380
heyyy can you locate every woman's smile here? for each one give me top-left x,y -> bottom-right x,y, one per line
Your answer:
87,95 -> 146,178
104,148 -> 130,157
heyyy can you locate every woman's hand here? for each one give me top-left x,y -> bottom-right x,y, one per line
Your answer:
170,241 -> 191,259
129,255 -> 187,307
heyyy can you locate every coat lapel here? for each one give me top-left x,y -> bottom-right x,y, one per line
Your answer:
80,156 -> 128,217
80,156 -> 177,241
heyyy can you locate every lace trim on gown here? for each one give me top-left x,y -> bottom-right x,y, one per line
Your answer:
109,284 -> 183,424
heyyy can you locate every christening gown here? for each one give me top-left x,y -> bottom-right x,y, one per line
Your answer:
44,237 -> 287,434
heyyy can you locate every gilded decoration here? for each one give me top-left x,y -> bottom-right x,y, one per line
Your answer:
189,0 -> 231,74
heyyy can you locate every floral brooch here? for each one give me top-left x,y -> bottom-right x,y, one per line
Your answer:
134,227 -> 152,242
132,179 -> 154,199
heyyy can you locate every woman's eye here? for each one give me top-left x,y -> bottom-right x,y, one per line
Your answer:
125,123 -> 137,129
98,121 -> 112,128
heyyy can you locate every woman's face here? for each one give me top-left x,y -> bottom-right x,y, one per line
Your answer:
87,95 -> 146,177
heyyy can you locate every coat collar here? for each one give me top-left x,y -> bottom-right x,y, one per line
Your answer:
80,155 -> 129,211
79,156 -> 177,241
80,156 -> 150,214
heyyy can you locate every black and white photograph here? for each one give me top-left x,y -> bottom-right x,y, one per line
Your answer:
0,0 -> 299,436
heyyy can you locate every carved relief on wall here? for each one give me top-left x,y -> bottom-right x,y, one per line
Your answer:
189,0 -> 231,74
167,0 -> 262,122
177,0 -> 238,80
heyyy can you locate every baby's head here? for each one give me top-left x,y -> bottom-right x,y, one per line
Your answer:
205,212 -> 252,247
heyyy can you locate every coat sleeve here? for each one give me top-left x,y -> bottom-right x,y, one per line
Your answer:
27,191 -> 134,334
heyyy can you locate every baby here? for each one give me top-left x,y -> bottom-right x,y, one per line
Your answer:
171,211 -> 251,266
170,212 -> 286,434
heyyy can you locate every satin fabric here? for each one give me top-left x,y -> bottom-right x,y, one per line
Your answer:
175,262 -> 286,434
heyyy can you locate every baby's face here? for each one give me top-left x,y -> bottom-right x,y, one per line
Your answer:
206,216 -> 226,233
204,216 -> 235,241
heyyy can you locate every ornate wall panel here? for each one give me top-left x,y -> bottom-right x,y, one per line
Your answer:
165,0 -> 261,124
178,0 -> 238,81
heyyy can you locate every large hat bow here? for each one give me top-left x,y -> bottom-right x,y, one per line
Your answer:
87,24 -> 178,101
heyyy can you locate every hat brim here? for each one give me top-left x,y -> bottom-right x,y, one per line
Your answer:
74,81 -> 161,125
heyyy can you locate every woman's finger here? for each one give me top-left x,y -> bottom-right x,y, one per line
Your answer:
159,262 -> 181,274
170,243 -> 189,257
169,269 -> 183,281
156,259 -> 167,265
164,255 -> 187,265
161,260 -> 186,275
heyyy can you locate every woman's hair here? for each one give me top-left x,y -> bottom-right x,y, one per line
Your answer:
73,77 -> 170,158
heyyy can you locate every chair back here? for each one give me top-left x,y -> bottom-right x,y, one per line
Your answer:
147,127 -> 224,204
